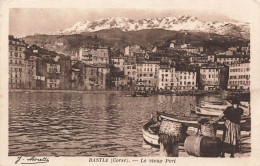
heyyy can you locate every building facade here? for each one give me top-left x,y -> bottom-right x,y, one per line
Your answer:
83,65 -> 110,90
200,66 -> 221,90
216,55 -> 240,65
111,57 -> 125,71
9,36 -> 27,89
176,71 -> 197,90
158,67 -> 178,90
228,63 -> 250,90
136,61 -> 160,90
78,47 -> 109,66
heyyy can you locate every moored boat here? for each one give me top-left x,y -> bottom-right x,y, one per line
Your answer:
195,106 -> 223,117
158,112 -> 249,131
125,91 -> 151,97
142,112 -> 251,149
142,120 -> 160,147
195,99 -> 251,117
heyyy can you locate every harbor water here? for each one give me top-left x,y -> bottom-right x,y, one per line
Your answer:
9,92 -> 224,156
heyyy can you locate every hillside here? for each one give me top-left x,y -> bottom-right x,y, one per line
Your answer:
22,28 -> 249,55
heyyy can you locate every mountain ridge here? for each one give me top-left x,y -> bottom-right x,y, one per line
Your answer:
54,15 -> 249,40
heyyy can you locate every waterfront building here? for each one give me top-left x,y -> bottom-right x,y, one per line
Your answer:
199,66 -> 221,90
136,61 -> 160,91
9,35 -> 27,89
56,55 -> 72,90
124,64 -> 137,86
71,62 -> 85,90
158,67 -> 178,90
111,74 -> 127,90
83,65 -> 110,90
228,63 -> 250,90
24,55 -> 37,89
176,70 -> 197,90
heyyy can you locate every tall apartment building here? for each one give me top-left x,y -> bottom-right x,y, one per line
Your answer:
228,63 -> 250,90
9,35 -> 27,89
136,61 -> 160,91
200,66 -> 221,90
24,55 -> 37,89
83,65 -> 110,90
176,71 -> 197,90
158,67 -> 177,90
124,64 -> 137,87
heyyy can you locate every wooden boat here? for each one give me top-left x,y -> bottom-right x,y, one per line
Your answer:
195,107 -> 223,117
125,94 -> 136,97
142,112 -> 251,148
158,112 -> 199,128
196,100 -> 250,117
157,112 -> 249,130
125,91 -> 150,97
142,120 -> 160,147
200,100 -> 231,110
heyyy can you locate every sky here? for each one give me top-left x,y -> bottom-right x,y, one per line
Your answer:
8,0 -> 256,37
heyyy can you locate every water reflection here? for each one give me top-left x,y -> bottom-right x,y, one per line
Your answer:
9,92 -> 216,156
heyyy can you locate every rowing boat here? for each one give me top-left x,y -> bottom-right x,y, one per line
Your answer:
142,120 -> 160,147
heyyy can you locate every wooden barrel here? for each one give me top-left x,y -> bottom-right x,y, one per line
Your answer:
184,136 -> 221,157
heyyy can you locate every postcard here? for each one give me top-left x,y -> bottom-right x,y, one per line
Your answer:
1,0 -> 260,165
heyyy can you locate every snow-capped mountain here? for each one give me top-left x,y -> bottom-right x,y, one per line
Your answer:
55,15 -> 249,39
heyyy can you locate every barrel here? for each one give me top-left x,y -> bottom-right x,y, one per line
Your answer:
184,135 -> 221,157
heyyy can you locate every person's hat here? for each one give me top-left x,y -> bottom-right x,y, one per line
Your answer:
231,99 -> 240,105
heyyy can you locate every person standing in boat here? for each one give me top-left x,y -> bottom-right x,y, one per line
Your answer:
219,99 -> 244,158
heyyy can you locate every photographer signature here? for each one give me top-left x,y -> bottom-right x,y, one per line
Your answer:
15,156 -> 49,164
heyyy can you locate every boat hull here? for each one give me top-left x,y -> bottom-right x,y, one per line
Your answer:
196,107 -> 223,117
142,121 -> 160,147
